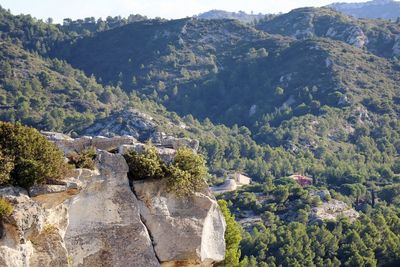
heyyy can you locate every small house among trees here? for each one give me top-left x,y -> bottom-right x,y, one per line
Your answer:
229,172 -> 252,186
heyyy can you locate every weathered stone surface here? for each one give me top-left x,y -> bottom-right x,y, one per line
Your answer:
310,199 -> 359,222
54,136 -> 136,156
41,131 -> 74,141
29,178 -> 82,198
345,26 -> 367,48
132,179 -> 226,266
82,109 -> 157,141
118,143 -> 146,155
91,136 -> 137,151
0,133 -> 226,267
64,151 -> 159,267
0,187 -> 69,267
160,136 -> 199,151
157,147 -> 176,164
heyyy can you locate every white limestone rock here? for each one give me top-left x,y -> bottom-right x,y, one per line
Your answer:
64,151 -> 159,267
310,199 -> 359,223
132,179 -> 226,266
0,187 -> 70,267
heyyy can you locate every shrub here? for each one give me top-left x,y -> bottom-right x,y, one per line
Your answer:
124,144 -> 208,197
0,122 -> 68,188
68,147 -> 97,169
215,200 -> 242,267
0,149 -> 14,184
124,144 -> 166,181
0,198 -> 13,218
166,165 -> 193,197
167,147 -> 207,197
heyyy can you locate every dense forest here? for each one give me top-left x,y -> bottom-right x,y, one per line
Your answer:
0,4 -> 400,266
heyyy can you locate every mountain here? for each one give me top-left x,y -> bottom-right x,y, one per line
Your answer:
256,7 -> 400,58
1,6 -> 399,184
329,0 -> 400,20
1,4 -> 400,267
49,13 -> 400,195
51,14 -> 399,129
197,10 -> 267,23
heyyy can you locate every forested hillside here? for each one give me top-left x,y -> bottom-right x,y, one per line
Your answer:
0,41 -> 127,132
1,4 -> 400,266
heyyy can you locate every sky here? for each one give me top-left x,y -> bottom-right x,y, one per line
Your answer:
0,0 -> 368,23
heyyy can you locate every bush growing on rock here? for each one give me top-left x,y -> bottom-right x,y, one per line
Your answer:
68,147 -> 97,170
124,144 -> 166,181
124,144 -> 207,196
0,149 -> 14,184
0,122 -> 68,189
167,147 -> 207,196
0,198 -> 13,218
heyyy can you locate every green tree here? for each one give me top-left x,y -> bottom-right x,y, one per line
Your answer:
167,147 -> 207,196
216,200 -> 242,267
0,149 -> 14,184
0,122 -> 68,188
124,144 -> 166,181
273,185 -> 289,203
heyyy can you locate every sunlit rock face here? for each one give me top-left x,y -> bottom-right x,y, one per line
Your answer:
0,134 -> 226,267
133,179 -> 226,266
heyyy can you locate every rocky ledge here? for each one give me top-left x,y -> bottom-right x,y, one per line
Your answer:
0,134 -> 226,267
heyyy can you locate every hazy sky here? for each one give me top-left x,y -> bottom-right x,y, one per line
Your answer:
0,0 -> 368,23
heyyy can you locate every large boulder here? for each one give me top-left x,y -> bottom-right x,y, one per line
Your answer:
64,151 -> 159,267
132,179 -> 226,266
0,133 -> 226,267
0,187 -> 70,267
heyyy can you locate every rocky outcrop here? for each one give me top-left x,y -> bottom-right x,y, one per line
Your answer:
310,199 -> 359,223
0,134 -> 226,267
133,179 -> 226,266
64,151 -> 159,267
47,135 -> 136,156
393,34 -> 400,56
82,109 -> 157,141
344,26 -> 367,49
0,186 -> 71,267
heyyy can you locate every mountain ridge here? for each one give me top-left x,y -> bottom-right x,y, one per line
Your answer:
329,0 -> 400,20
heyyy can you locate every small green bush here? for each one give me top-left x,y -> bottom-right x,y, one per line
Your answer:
167,147 -> 207,196
0,198 -> 13,218
68,147 -> 97,170
124,144 -> 166,181
0,149 -> 14,184
124,144 -> 207,197
0,122 -> 68,189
